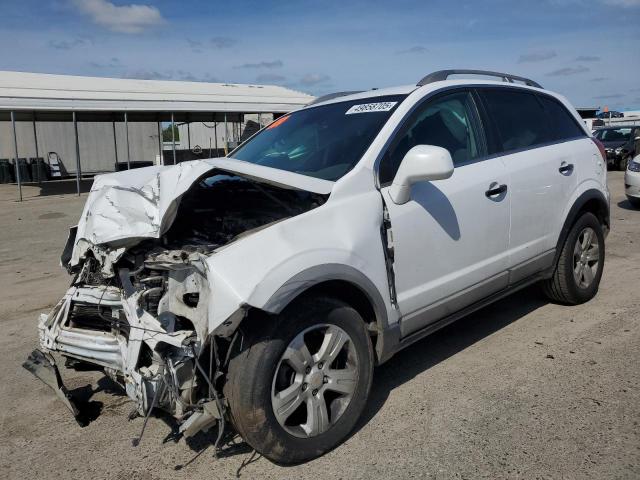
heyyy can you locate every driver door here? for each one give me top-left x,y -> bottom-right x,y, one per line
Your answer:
379,89 -> 511,336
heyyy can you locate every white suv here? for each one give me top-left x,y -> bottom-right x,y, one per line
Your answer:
28,70 -> 610,464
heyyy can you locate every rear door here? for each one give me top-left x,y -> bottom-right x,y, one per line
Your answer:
477,88 -> 578,282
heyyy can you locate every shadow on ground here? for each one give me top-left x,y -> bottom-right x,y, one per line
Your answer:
352,285 -> 548,437
36,179 -> 93,196
617,199 -> 640,211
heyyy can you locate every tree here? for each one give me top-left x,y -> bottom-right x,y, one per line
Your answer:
162,124 -> 180,142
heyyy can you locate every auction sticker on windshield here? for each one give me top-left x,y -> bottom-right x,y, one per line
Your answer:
345,102 -> 397,114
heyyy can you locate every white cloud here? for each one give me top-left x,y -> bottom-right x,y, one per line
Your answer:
234,60 -> 283,69
210,37 -> 237,49
601,0 -> 640,6
518,50 -> 557,63
300,73 -> 331,86
546,65 -> 590,76
397,46 -> 428,54
256,73 -> 286,83
71,0 -> 165,33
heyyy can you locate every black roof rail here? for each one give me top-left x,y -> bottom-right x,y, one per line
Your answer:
417,69 -> 543,89
307,91 -> 363,106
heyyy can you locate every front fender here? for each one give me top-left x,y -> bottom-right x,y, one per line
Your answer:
202,189 -> 397,336
261,263 -> 389,325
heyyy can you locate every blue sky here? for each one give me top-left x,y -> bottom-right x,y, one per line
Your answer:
1,0 -> 639,109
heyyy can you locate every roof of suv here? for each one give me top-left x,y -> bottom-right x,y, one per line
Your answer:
307,69 -> 546,108
309,79 -> 546,109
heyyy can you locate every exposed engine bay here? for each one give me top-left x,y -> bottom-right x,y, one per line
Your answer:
27,167 -> 326,443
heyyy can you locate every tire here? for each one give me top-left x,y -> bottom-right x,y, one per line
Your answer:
224,296 -> 375,464
628,196 -> 640,208
618,155 -> 631,171
542,212 -> 605,305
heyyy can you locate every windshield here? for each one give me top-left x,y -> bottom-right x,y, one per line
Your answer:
594,128 -> 632,141
231,95 -> 406,181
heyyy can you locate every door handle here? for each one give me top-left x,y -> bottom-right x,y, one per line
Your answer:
559,162 -> 574,175
485,183 -> 507,198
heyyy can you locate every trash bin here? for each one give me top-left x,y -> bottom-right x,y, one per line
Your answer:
0,159 -> 14,183
30,157 -> 49,182
16,158 -> 32,183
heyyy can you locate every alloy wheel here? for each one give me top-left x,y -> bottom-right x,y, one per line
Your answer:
271,324 -> 358,438
573,227 -> 600,289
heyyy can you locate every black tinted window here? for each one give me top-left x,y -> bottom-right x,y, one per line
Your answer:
480,89 -> 551,153
538,95 -> 586,140
594,128 -> 633,141
379,91 -> 482,183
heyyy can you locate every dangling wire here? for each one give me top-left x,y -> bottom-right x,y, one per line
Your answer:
192,348 -> 226,457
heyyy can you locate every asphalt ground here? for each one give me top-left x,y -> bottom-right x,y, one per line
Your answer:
0,172 -> 638,479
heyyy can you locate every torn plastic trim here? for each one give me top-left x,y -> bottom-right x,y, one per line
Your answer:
22,349 -> 88,426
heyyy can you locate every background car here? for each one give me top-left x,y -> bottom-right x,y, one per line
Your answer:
625,154 -> 640,208
593,126 -> 639,170
596,110 -> 624,119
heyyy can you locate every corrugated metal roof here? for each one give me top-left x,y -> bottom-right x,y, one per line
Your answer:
0,71 -> 313,113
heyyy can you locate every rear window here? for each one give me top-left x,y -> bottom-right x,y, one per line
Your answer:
593,128 -> 633,142
537,95 -> 586,141
480,89 -> 551,153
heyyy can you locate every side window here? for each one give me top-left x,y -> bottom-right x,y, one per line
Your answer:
480,89 -> 551,153
537,95 -> 586,141
379,91 -> 482,184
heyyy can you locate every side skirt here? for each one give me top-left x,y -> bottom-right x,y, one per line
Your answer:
377,270 -> 550,364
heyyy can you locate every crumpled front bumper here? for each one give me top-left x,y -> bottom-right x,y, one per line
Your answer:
31,278 -> 197,420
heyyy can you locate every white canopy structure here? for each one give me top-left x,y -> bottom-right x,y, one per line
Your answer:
0,71 -> 312,113
0,71 -> 314,200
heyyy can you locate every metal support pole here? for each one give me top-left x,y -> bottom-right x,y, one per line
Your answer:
11,111 -> 22,202
171,112 -> 176,164
214,121 -> 218,153
112,120 -> 119,171
258,112 -> 262,130
73,111 -> 81,196
157,120 -> 163,165
187,122 -> 191,151
124,111 -> 131,170
32,114 -> 39,158
32,112 -> 40,184
224,113 -> 228,155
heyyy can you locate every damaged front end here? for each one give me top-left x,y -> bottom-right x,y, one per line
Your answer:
26,160 -> 328,441
32,243 -> 226,438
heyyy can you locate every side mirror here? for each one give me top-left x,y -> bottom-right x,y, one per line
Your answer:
389,145 -> 454,204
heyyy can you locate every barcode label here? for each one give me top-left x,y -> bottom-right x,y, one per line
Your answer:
345,102 -> 398,114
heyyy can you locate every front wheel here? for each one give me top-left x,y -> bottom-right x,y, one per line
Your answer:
618,155 -> 631,171
224,296 -> 374,464
542,212 -> 605,305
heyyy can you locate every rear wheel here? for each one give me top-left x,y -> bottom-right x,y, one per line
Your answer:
224,296 -> 374,464
628,196 -> 640,208
542,212 -> 605,305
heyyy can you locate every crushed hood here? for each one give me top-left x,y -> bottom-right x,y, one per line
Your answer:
70,158 -> 333,267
